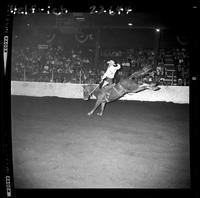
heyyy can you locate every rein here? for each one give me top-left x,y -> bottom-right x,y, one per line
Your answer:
87,84 -> 100,96
87,79 -> 104,96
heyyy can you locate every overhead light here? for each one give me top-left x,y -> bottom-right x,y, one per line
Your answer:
192,5 -> 197,8
156,28 -> 160,32
126,8 -> 132,14
128,23 -> 133,26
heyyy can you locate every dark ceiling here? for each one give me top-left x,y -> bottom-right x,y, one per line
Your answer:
69,13 -> 166,29
13,11 -> 195,35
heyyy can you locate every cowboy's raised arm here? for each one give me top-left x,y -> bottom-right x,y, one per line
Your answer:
116,63 -> 121,69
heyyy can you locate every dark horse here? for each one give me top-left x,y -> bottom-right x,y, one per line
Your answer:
82,78 -> 159,116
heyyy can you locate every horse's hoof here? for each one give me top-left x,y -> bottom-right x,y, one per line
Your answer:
97,113 -> 103,116
88,112 -> 92,116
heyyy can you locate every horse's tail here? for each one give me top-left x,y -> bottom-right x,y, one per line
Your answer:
128,70 -> 144,79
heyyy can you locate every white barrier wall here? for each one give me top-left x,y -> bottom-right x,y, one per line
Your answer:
11,81 -> 83,98
120,86 -> 190,104
11,81 -> 189,104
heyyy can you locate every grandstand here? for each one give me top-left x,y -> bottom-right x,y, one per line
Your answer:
11,13 -> 190,86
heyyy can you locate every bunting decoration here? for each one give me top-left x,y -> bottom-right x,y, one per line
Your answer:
176,35 -> 189,46
46,34 -> 55,43
75,33 -> 89,43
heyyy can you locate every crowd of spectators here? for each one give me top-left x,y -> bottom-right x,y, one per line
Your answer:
99,48 -> 189,85
99,48 -> 156,81
12,45 -> 101,84
11,45 -> 190,86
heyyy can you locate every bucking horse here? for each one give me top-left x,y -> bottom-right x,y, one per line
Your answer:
82,67 -> 160,116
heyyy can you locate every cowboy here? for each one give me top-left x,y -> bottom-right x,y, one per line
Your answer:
100,60 -> 121,88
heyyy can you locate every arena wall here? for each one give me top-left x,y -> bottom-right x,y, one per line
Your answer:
11,81 -> 189,104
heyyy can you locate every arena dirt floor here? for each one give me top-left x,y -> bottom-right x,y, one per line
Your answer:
11,96 -> 190,188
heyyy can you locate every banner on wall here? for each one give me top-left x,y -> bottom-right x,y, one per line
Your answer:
46,34 -> 56,43
75,34 -> 89,43
176,35 -> 189,46
38,44 -> 48,49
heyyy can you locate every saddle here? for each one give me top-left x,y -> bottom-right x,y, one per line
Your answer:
102,83 -> 115,90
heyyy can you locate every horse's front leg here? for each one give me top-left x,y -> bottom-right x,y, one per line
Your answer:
88,100 -> 101,116
97,102 -> 106,116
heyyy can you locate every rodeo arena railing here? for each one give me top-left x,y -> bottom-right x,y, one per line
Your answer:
11,46 -> 190,86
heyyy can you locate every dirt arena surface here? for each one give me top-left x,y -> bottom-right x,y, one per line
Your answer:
11,96 -> 190,188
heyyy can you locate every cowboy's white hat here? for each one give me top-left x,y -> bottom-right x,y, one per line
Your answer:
107,60 -> 115,65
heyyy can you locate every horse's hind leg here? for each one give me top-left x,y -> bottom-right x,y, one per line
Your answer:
88,100 -> 101,116
97,102 -> 106,116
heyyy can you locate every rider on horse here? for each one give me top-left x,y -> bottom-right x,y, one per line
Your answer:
100,60 -> 121,89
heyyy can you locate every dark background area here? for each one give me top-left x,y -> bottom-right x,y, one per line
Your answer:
12,12 -> 192,49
